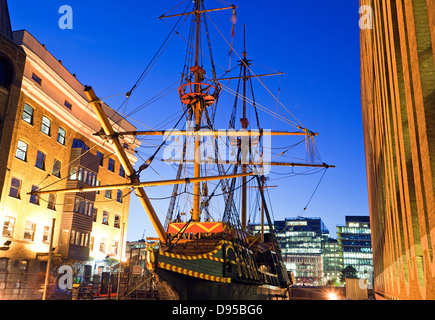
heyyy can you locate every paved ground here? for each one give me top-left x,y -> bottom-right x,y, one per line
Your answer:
289,286 -> 346,300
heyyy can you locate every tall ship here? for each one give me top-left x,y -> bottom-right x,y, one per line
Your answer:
34,0 -> 333,300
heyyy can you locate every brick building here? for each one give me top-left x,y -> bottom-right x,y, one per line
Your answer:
360,0 -> 435,299
0,0 -> 139,296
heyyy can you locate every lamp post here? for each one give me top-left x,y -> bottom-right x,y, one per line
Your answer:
116,222 -> 125,300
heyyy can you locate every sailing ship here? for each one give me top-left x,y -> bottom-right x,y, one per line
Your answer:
33,0 -> 333,300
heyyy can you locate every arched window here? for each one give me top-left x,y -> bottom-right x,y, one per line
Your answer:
72,138 -> 89,151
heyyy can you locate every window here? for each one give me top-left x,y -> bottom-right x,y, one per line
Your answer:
96,151 -> 104,166
95,180 -> 100,194
119,165 -> 125,178
2,217 -> 15,237
114,215 -> 120,228
64,100 -> 72,110
73,197 -> 94,216
30,185 -> 39,205
31,73 -> 42,85
108,158 -> 115,172
41,116 -> 51,136
70,230 -> 76,244
42,226 -> 51,243
61,230 -> 69,244
90,237 -> 95,251
93,208 -> 98,222
52,160 -> 61,178
9,178 -> 21,198
102,211 -> 109,225
57,127 -> 66,145
69,166 -> 97,186
15,140 -> 28,161
99,239 -> 106,253
23,221 -> 36,241
75,231 -> 81,246
47,194 -> 56,210
105,190 -> 111,199
72,138 -> 89,151
112,241 -> 119,255
22,104 -> 34,124
116,189 -> 123,203
35,151 -> 46,170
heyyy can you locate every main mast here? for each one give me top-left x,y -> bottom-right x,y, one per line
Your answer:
192,0 -> 204,222
240,25 -> 249,230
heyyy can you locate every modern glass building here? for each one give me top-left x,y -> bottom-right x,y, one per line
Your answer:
336,216 -> 373,280
274,217 -> 329,286
323,238 -> 343,284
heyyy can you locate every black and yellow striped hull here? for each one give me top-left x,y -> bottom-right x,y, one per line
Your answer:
151,239 -> 290,300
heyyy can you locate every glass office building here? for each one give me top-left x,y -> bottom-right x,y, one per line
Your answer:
336,216 -> 373,280
275,217 -> 329,286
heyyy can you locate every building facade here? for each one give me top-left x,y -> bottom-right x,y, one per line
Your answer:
275,217 -> 329,286
323,238 -> 343,284
0,2 -> 139,298
360,0 -> 435,299
336,216 -> 373,280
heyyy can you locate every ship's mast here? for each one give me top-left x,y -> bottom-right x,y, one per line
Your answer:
192,0 -> 203,222
240,25 -> 249,230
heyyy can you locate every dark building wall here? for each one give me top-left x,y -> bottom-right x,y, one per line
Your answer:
360,0 -> 435,300
0,33 -> 25,200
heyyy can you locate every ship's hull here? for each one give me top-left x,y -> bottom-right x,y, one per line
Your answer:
150,239 -> 290,300
155,267 -> 288,300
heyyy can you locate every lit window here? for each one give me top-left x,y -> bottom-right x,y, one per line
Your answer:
105,190 -> 111,199
15,140 -> 28,161
47,194 -> 56,210
2,217 -> 15,237
95,179 -> 100,194
102,211 -> 109,225
30,185 -> 39,205
9,178 -> 21,198
35,150 -> 46,170
23,221 -> 36,241
31,73 -> 42,85
42,226 -> 51,243
22,104 -> 34,124
69,167 -> 78,180
90,237 -> 95,251
75,231 -> 81,246
57,127 -> 66,145
61,230 -> 69,244
52,160 -> 61,178
99,239 -> 106,253
41,116 -> 51,136
116,189 -> 123,203
108,158 -> 115,172
70,230 -> 76,244
114,215 -> 120,228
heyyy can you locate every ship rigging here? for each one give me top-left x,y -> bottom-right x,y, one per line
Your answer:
30,0 -> 334,300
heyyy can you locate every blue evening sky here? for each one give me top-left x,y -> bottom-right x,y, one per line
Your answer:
9,0 -> 367,240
